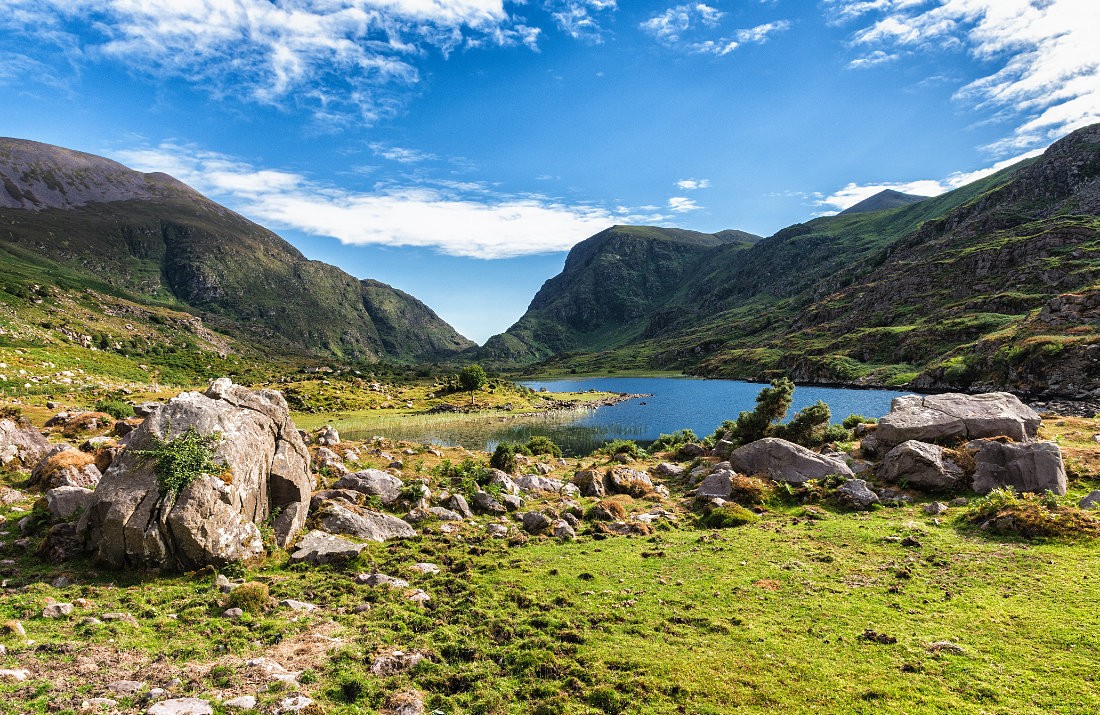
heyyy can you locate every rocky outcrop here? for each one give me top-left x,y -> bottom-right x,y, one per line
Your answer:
77,379 -> 313,570
969,439 -> 1067,496
31,448 -> 102,489
877,440 -> 966,491
728,438 -> 854,484
0,419 -> 51,468
874,393 -> 1040,449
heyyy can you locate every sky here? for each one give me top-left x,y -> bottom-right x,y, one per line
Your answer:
0,1 -> 1097,343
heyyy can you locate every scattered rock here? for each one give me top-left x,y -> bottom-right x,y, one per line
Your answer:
969,439 -> 1067,496
275,695 -> 316,714
950,496 -> 969,507
289,530 -> 368,565
407,589 -> 431,604
927,640 -> 966,655
445,493 -> 472,518
923,501 -> 949,516
0,668 -> 29,682
410,562 -> 440,574
572,470 -> 606,498
729,438 -> 854,484
654,462 -> 685,478
471,491 -> 506,515
223,696 -> 257,710
356,572 -> 410,588
521,511 -> 552,534
42,602 -> 74,618
1079,490 -> 1100,510
279,599 -> 317,612
31,448 -> 102,490
146,699 -> 213,715
313,500 -> 417,542
513,474 -> 566,493
552,519 -> 576,540
316,425 -> 340,446
836,479 -> 880,511
222,608 -> 244,619
333,470 -> 404,505
679,443 -> 706,458
108,680 -> 145,695
694,470 -> 734,499
501,494 -> 524,511
878,440 -> 965,491
45,486 -> 96,522
485,523 -> 509,537
606,467 -> 654,496
370,649 -> 426,676
382,690 -> 425,715
0,418 -> 51,468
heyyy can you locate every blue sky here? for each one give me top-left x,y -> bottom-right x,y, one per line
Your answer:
1,1 -> 1097,343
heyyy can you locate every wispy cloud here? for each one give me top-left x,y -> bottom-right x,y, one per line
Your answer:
369,143 -> 438,163
847,48 -> 898,69
827,0 -> 1100,154
116,143 -> 684,259
675,178 -> 710,190
0,0 -> 539,124
667,196 -> 702,212
641,4 -> 789,56
547,0 -> 617,43
816,149 -> 1043,212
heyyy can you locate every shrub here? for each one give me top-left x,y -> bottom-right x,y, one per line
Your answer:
842,414 -> 877,429
93,398 -> 134,420
729,475 -> 772,506
772,400 -> 832,447
700,504 -> 758,528
132,426 -> 227,495
594,497 -> 628,519
968,488 -> 1100,539
490,443 -> 520,473
525,435 -> 562,458
227,581 -> 270,613
598,439 -> 644,460
649,429 -> 698,453
714,378 -> 794,447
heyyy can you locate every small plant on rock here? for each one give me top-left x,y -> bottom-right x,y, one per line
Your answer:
132,426 -> 228,495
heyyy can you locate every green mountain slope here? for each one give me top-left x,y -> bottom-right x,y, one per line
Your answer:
480,225 -> 759,362
0,138 -> 473,364
840,189 -> 928,215
509,124 -> 1100,397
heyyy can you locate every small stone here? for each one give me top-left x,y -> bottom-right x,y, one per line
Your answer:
147,688 -> 168,702
950,497 -> 969,507
214,574 -> 231,592
355,572 -> 409,588
0,668 -> 29,682
1079,490 -> 1100,510
923,501 -> 949,516
80,617 -> 103,627
223,696 -> 257,710
108,680 -> 146,695
42,603 -> 74,618
486,523 -> 508,537
146,698 -> 213,715
51,576 -> 73,588
276,695 -> 315,713
371,649 -> 426,676
223,608 -> 244,619
383,689 -> 425,715
102,612 -> 138,625
82,698 -> 119,709
407,589 -> 431,604
279,599 -> 317,612
552,520 -> 576,540
521,511 -> 552,533
927,640 -> 967,655
410,562 -> 440,574
353,603 -> 372,613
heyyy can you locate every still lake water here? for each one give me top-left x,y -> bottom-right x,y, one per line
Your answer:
351,376 -> 908,456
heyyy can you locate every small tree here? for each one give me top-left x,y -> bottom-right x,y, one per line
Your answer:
458,364 -> 488,405
722,377 -> 795,446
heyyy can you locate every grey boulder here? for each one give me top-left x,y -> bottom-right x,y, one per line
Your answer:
334,469 -> 404,505
521,511 -> 552,534
1079,490 -> 1100,510
45,486 -> 95,521
875,392 -> 1040,449
835,479 -> 880,510
77,378 -> 313,570
729,438 -> 853,484
694,470 -> 734,499
289,530 -> 368,565
878,440 -> 965,491
0,419 -> 51,468
471,491 -> 506,515
313,500 -> 417,542
970,439 -> 1067,496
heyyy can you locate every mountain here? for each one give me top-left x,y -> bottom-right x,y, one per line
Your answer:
839,189 -> 929,215
501,123 -> 1100,398
480,225 -> 760,363
0,138 -> 473,367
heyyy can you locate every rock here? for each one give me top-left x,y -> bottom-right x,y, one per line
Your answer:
246,657 -> 299,683
83,698 -> 119,708
276,696 -> 316,714
411,562 -> 440,574
45,486 -> 96,522
42,602 -> 74,618
970,439 -> 1067,496
950,497 -> 969,507
317,426 -> 340,446
279,599 -> 317,612
876,393 -> 1041,449
552,519 -> 576,540
485,523 -> 509,537
694,470 -> 734,499
513,474 -> 566,493
0,668 -> 28,682
102,612 -> 138,626
522,511 -> 552,533
77,379 -> 312,569
712,439 -> 736,458
333,470 -> 404,505
878,440 -> 966,491
654,462 -> 685,478
572,470 -> 606,498
223,696 -> 257,710
487,470 -> 519,494
501,494 -> 524,511
313,500 -> 416,542
371,649 -> 426,676
606,467 -> 654,496
382,690 -> 425,715
924,501 -> 949,515
729,438 -> 854,484
678,443 -> 706,458
405,506 -> 463,523
108,679 -> 146,695
471,491 -> 506,515
147,699 -> 213,715
132,402 -> 161,417
1079,490 -> 1100,510
31,448 -> 102,489
835,479 -> 880,510
0,419 -> 51,468
289,530 -> 368,565
356,572 -> 410,588
445,493 -> 472,518
927,640 -> 967,655
309,488 -> 364,511
0,486 -> 26,506
407,589 -> 431,604
223,608 -> 244,619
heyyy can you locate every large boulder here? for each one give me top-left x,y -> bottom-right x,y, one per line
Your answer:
878,440 -> 966,491
606,467 -> 655,496
31,448 -> 102,489
728,438 -> 853,484
334,470 -> 404,505
45,486 -> 95,522
312,500 -> 416,542
969,439 -> 1067,496
77,379 -> 313,570
875,393 -> 1040,449
0,419 -> 51,469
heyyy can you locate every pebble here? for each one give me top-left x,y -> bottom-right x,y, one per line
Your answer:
407,589 -> 431,604
0,668 -> 29,682
278,599 -> 317,612
108,680 -> 146,695
222,608 -> 244,619
410,562 -> 440,574
82,698 -> 119,709
276,695 -> 315,713
223,696 -> 257,710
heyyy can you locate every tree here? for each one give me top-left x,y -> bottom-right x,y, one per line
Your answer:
721,377 -> 795,446
458,364 -> 488,405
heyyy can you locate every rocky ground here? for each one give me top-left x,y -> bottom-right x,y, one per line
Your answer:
0,383 -> 1099,714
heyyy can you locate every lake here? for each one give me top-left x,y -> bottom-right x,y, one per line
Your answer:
350,376 -> 908,456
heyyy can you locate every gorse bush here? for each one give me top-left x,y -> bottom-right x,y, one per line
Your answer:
132,426 -> 227,495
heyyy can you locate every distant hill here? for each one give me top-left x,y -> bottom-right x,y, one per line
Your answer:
0,138 -> 473,369
839,189 -> 929,215
499,124 -> 1100,398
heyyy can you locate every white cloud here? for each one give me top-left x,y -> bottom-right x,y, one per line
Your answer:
115,143 -> 693,259
641,6 -> 789,56
675,178 -> 710,190
0,0 -> 540,123
828,0 -> 1100,154
817,148 -> 1044,211
847,48 -> 898,68
369,143 -> 438,163
547,0 -> 617,42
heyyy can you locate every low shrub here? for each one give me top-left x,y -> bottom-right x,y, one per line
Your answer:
969,487 -> 1100,539
490,443 -> 522,472
93,398 -> 134,420
649,429 -> 698,453
842,414 -> 877,429
525,435 -> 562,458
729,475 -> 772,506
598,439 -> 645,460
700,504 -> 759,528
227,581 -> 270,613
132,426 -> 228,495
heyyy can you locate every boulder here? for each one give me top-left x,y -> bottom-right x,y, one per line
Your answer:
0,419 -> 51,468
694,470 -> 734,499
31,448 -> 102,489
487,470 -> 519,495
445,493 -> 472,518
572,470 -> 606,498
875,392 -> 1041,448
289,530 -> 368,565
728,438 -> 853,484
513,475 -> 566,493
878,440 -> 965,491
45,486 -> 95,521
606,467 -> 654,496
678,443 -> 706,458
521,511 -> 552,534
316,426 -> 340,446
552,519 -> 576,540
77,379 -> 313,570
654,462 -> 685,478
313,500 -> 417,542
836,479 -> 880,510
712,439 -> 736,458
969,439 -> 1067,496
334,470 -> 404,505
1079,490 -> 1100,510
471,491 -> 506,515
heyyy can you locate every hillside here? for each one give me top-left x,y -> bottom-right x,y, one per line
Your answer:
840,189 -> 929,215
480,225 -> 759,362
506,124 -> 1100,398
0,139 -> 473,371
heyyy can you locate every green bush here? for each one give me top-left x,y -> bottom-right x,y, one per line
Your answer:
132,426 -> 226,495
700,504 -> 759,528
490,443 -> 521,472
227,581 -> 270,613
842,414 -> 876,429
525,435 -> 562,458
772,400 -> 832,447
649,429 -> 698,452
598,439 -> 644,460
713,378 -> 794,447
93,398 -> 134,420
